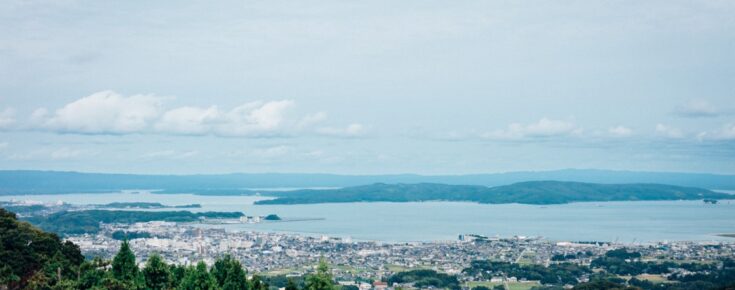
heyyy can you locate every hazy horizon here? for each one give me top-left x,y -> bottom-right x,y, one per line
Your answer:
3,167 -> 735,177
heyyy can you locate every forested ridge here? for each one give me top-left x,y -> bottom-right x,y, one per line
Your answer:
255,181 -> 732,205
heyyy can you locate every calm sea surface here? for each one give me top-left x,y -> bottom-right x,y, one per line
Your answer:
3,191 -> 735,243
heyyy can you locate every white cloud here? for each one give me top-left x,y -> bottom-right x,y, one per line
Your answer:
142,150 -> 178,158
177,150 -> 199,159
482,118 -> 581,140
6,147 -> 88,160
298,112 -> 328,129
30,108 -> 49,124
216,100 -> 295,136
608,126 -> 633,137
154,106 -> 220,135
256,145 -> 291,158
0,142 -> 8,150
697,123 -> 735,141
142,150 -> 199,159
7,152 -> 37,161
674,99 -> 721,118
154,100 -> 295,136
655,123 -> 684,139
316,123 -> 366,137
226,145 -> 292,159
37,90 -> 164,134
0,108 -> 16,129
50,147 -> 82,160
26,91 -> 363,138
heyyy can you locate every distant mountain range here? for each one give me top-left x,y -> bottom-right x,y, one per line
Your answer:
1,169 -> 735,195
254,181 -> 734,205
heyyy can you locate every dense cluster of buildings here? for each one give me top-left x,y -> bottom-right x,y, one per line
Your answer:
66,221 -> 735,284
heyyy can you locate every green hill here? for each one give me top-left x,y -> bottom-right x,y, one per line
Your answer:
254,181 -> 733,205
0,208 -> 84,289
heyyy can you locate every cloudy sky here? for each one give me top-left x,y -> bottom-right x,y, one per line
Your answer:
0,0 -> 734,174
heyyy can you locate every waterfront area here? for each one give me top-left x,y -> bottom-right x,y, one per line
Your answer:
67,220 -> 735,284
3,192 -> 735,242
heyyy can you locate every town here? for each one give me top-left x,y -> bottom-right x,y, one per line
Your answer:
66,221 -> 735,289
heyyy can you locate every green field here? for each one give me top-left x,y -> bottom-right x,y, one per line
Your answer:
636,274 -> 669,283
516,250 -> 536,265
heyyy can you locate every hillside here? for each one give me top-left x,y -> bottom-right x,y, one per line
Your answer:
254,181 -> 734,205
0,208 -> 84,289
24,210 -> 244,235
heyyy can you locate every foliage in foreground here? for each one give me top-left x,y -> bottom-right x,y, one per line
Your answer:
0,207 -> 336,290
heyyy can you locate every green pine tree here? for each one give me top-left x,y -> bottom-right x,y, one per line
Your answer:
179,261 -> 218,290
106,241 -> 145,289
170,264 -> 188,287
143,254 -> 171,290
78,257 -> 109,289
250,275 -> 268,290
211,255 -> 248,290
286,278 -> 299,290
304,259 -> 335,290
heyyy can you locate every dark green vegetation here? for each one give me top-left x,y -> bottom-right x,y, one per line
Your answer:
263,214 -> 281,221
23,210 -> 243,235
550,251 -> 594,261
111,230 -> 153,240
98,202 -> 201,209
465,248 -> 735,290
0,208 -> 84,289
590,249 -> 718,276
3,169 -> 735,195
464,261 -> 591,285
388,269 -> 461,290
1,208 -> 337,290
254,181 -> 731,205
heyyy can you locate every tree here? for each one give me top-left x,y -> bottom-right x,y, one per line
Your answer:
180,261 -> 218,290
143,254 -> 171,290
78,257 -> 109,289
0,208 -> 84,289
170,264 -> 188,286
250,275 -> 269,290
572,280 -> 638,290
212,255 -> 249,290
286,278 -> 299,290
112,240 -> 139,282
305,259 -> 335,290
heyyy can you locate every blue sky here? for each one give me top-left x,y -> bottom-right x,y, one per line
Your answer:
0,0 -> 734,174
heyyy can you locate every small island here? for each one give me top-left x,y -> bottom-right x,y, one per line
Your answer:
264,214 -> 281,221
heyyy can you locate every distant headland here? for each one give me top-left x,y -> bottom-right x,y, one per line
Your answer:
253,181 -> 734,205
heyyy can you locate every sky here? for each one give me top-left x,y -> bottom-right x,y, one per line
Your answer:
0,0 -> 734,175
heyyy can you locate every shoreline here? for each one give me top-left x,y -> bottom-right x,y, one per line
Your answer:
192,222 -> 735,245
